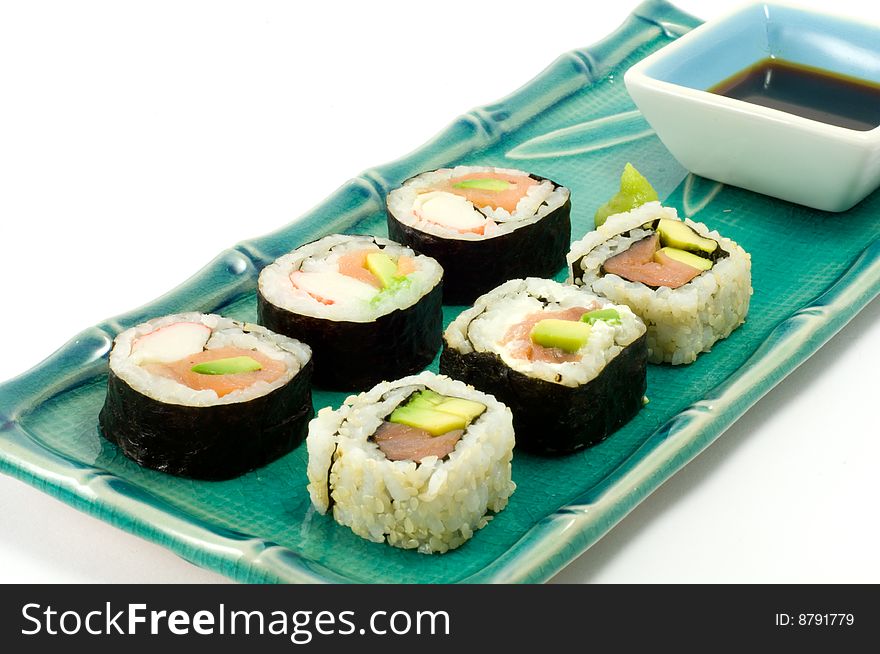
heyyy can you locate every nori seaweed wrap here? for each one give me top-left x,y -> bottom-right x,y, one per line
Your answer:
257,234 -> 443,391
440,278 -> 647,454
386,166 -> 571,304
99,313 -> 314,480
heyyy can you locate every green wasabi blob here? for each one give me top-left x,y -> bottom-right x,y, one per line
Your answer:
452,178 -> 511,191
594,163 -> 659,227
190,356 -> 262,375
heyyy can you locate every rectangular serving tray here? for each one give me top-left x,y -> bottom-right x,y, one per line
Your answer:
1,0 -> 878,584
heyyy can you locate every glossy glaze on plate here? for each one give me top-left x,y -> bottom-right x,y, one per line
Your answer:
0,0 -> 878,583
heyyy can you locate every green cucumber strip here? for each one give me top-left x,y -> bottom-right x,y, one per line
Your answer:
369,276 -> 411,306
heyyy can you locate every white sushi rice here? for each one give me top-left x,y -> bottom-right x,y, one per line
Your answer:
566,202 -> 752,365
306,371 -> 516,554
386,165 -> 569,240
109,312 -> 311,407
444,278 -> 646,387
258,234 -> 443,322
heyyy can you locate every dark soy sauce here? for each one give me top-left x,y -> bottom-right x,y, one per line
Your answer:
708,58 -> 880,131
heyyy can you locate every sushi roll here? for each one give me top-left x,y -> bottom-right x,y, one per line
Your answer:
99,313 -> 314,480
441,278 -> 647,455
567,202 -> 752,365
257,234 -> 443,390
306,371 -> 515,554
386,165 -> 571,304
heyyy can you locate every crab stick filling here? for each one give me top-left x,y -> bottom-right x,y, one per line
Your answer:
290,248 -> 417,305
144,346 -> 286,397
130,322 -> 285,397
411,171 -> 539,235
412,191 -> 492,235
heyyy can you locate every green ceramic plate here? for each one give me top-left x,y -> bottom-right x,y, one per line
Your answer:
1,0 -> 878,584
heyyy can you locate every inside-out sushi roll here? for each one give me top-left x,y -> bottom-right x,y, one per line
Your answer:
386,165 -> 571,304
257,234 -> 443,390
99,313 -> 314,480
306,371 -> 515,554
441,278 -> 647,455
567,201 -> 752,365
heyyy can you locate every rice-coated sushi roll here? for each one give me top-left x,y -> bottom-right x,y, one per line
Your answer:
386,165 -> 571,304
441,278 -> 647,454
306,371 -> 515,554
567,202 -> 752,365
257,234 -> 443,390
99,313 -> 314,480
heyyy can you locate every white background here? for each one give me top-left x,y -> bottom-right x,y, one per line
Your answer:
0,0 -> 877,583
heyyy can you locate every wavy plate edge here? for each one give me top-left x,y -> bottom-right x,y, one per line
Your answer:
2,1 -> 876,584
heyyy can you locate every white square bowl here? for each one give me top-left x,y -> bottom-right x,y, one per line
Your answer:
624,2 -> 880,212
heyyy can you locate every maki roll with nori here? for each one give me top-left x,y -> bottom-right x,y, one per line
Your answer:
386,165 -> 571,304
306,371 -> 516,553
567,202 -> 752,364
441,278 -> 647,455
99,313 -> 314,480
257,234 -> 443,390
